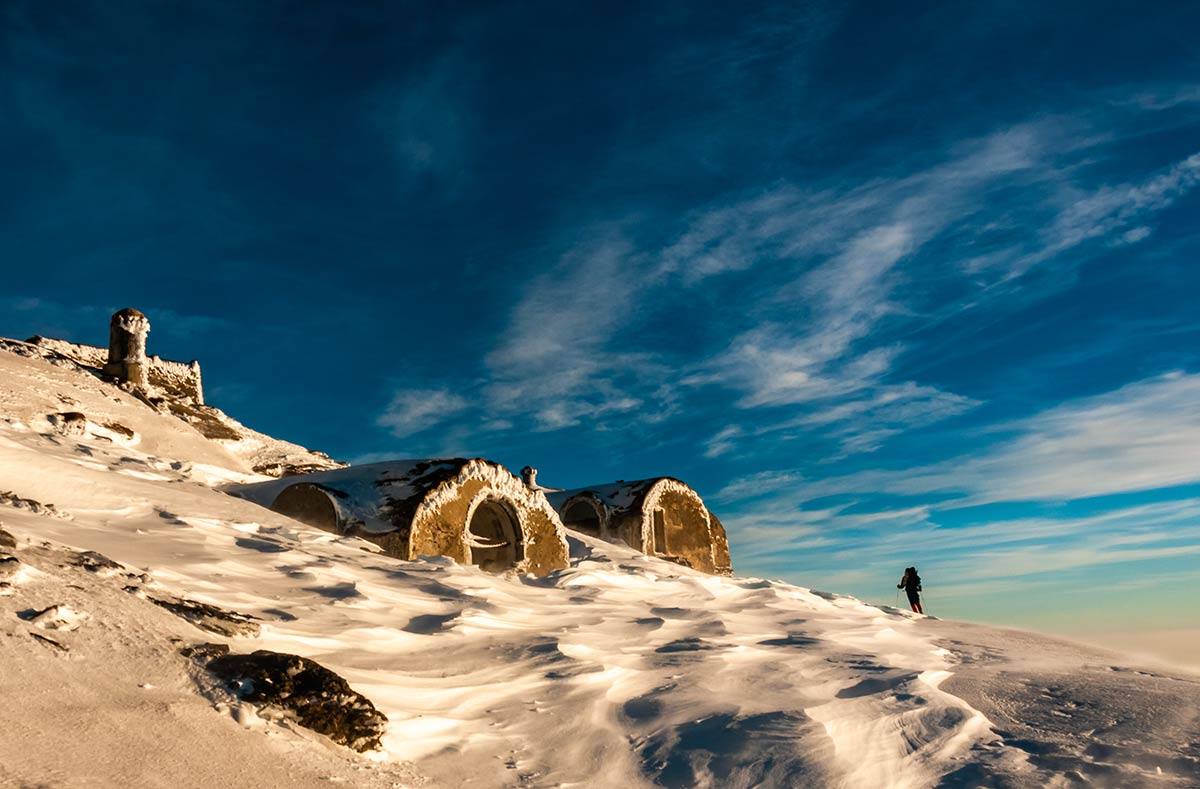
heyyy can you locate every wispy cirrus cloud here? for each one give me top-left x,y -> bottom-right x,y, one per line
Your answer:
482,232 -> 671,431
667,129 -> 1043,453
712,469 -> 802,503
377,387 -> 470,438
477,115 -> 1200,462
900,370 -> 1200,503
725,369 -> 1200,513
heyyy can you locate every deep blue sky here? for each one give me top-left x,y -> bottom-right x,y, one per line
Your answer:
3,2 -> 1198,655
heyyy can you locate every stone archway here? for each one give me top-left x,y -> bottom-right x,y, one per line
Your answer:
466,498 -> 523,572
562,497 -> 604,538
271,484 -> 340,534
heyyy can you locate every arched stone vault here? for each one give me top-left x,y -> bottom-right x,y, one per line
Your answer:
229,459 -> 569,576
547,478 -> 732,575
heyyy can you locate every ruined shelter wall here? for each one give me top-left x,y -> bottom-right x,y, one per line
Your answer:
707,514 -> 733,575
611,511 -> 646,553
147,357 -> 204,403
25,337 -> 203,402
362,531 -> 412,562
654,486 -> 717,574
520,507 -> 570,576
409,478 -> 480,564
408,460 -> 569,574
27,338 -> 108,368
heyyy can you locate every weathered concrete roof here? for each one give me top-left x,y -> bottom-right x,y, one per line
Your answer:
545,477 -> 688,518
228,459 -> 476,534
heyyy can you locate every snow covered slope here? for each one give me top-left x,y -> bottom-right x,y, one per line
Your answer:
0,337 -> 342,479
1,347 -> 1197,788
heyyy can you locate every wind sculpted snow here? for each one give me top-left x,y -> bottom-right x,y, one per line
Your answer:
1,348 -> 1197,787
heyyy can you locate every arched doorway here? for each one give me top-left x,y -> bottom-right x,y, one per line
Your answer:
271,484 -> 340,534
562,498 -> 603,538
467,498 -> 523,572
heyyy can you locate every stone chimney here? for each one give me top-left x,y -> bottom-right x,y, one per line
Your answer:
103,308 -> 150,388
520,465 -> 538,489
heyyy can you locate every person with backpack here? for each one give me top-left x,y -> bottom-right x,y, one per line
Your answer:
898,566 -> 923,614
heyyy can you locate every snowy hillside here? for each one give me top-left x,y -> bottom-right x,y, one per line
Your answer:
1,347 -> 1197,788
0,337 -> 343,479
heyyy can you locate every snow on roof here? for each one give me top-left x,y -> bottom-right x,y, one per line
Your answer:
228,459 -> 480,534
545,477 -> 688,516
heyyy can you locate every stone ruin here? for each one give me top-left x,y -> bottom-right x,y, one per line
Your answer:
26,308 -> 204,404
229,459 -> 571,576
5,309 -> 734,573
103,307 -> 151,389
547,478 -> 732,575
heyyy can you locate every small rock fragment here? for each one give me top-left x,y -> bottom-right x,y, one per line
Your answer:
49,411 -> 88,437
20,604 -> 89,631
179,642 -> 231,661
103,421 -> 136,440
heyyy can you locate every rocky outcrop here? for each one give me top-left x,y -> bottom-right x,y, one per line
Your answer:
146,595 -> 261,638
7,312 -> 344,479
0,554 -> 19,580
199,649 -> 388,752
0,491 -> 69,520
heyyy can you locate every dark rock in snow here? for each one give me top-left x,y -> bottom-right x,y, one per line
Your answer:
0,491 -> 68,519
70,550 -> 124,574
103,420 -> 135,439
179,642 -> 231,661
148,595 -> 261,638
0,555 -> 20,579
205,650 -> 387,752
49,411 -> 88,436
0,525 -> 16,549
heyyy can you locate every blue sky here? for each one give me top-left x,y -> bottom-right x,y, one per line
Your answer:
2,2 -> 1198,656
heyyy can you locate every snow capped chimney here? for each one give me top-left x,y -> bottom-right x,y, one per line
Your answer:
520,466 -> 538,489
103,308 -> 150,388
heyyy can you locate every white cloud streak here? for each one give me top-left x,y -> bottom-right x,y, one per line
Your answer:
377,388 -> 470,438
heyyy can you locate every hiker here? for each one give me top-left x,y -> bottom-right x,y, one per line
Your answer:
897,566 -> 923,614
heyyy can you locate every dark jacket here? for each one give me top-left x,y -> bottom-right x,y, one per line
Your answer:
898,571 -> 921,595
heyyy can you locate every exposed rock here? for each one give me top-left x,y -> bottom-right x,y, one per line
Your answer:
204,649 -> 387,752
0,491 -> 69,519
179,642 -> 231,661
252,460 -> 343,478
19,604 -> 89,631
49,411 -> 88,436
103,421 -> 136,440
147,595 -> 261,637
70,550 -> 124,575
0,526 -> 16,550
0,554 -> 20,579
